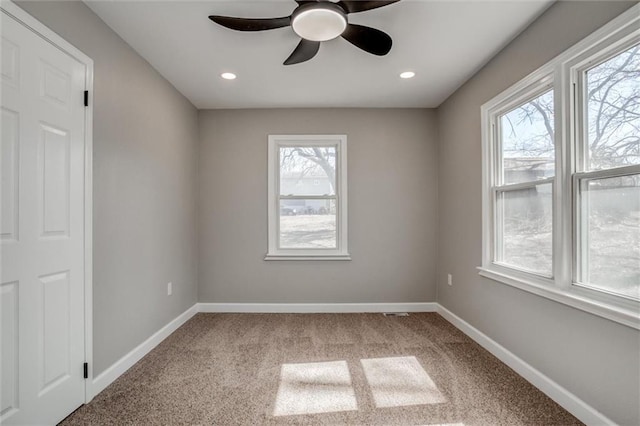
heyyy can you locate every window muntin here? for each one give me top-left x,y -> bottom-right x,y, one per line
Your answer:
267,135 -> 349,259
481,7 -> 640,328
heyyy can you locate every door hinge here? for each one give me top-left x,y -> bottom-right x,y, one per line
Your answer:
84,90 -> 89,107
83,362 -> 88,379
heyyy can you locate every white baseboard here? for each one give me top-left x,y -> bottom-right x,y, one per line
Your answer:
88,303 -> 198,400
197,302 -> 438,313
87,301 -> 609,426
436,304 -> 613,426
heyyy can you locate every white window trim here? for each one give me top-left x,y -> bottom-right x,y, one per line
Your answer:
265,135 -> 350,261
480,4 -> 640,330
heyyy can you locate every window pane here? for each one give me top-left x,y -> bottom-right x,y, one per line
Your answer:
578,174 -> 640,300
500,90 -> 555,184
497,183 -> 553,275
280,146 -> 336,196
586,43 -> 640,170
279,199 -> 336,249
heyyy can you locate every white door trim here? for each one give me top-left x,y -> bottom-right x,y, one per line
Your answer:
1,0 -> 94,404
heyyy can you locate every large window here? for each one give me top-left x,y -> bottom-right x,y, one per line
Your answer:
481,6 -> 639,328
266,135 -> 349,260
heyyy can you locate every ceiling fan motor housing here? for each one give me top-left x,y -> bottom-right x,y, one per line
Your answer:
291,2 -> 348,42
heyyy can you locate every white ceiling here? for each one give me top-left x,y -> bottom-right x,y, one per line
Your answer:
85,0 -> 553,109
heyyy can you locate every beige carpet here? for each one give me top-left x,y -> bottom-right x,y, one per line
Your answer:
62,313 -> 581,425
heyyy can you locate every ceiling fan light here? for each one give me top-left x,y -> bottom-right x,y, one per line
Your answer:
292,7 -> 347,42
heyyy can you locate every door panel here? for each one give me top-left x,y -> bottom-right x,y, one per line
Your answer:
0,281 -> 19,419
1,107 -> 19,241
40,60 -> 72,110
39,270 -> 71,395
1,37 -> 20,88
39,122 -> 70,237
1,8 -> 87,425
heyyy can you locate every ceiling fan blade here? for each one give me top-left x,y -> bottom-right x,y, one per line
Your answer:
295,0 -> 318,3
208,15 -> 291,31
284,39 -> 321,65
341,24 -> 392,56
337,0 -> 400,14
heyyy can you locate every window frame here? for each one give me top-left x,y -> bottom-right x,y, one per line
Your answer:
490,81 -> 556,279
266,134 -> 350,261
480,4 -> 640,329
570,34 -> 640,300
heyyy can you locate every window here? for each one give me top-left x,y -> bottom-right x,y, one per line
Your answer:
481,6 -> 639,329
575,41 -> 640,300
266,135 -> 349,260
495,88 -> 555,276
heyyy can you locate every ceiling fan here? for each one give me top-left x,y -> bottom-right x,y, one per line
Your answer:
209,0 -> 400,65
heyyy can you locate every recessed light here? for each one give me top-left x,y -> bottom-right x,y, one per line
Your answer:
400,71 -> 415,79
221,72 -> 237,80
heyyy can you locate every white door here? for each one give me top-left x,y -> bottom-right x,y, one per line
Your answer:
1,7 -> 88,425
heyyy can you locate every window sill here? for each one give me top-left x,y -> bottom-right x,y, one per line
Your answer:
265,254 -> 352,261
477,266 -> 640,330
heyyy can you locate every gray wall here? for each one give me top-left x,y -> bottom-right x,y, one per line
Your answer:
14,2 -> 639,423
198,109 -> 438,303
16,1 -> 199,375
436,2 -> 640,425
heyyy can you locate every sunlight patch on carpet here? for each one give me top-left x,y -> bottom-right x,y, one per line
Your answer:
273,360 -> 358,416
361,356 -> 447,408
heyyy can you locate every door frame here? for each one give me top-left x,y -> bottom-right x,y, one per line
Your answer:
1,0 -> 95,404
